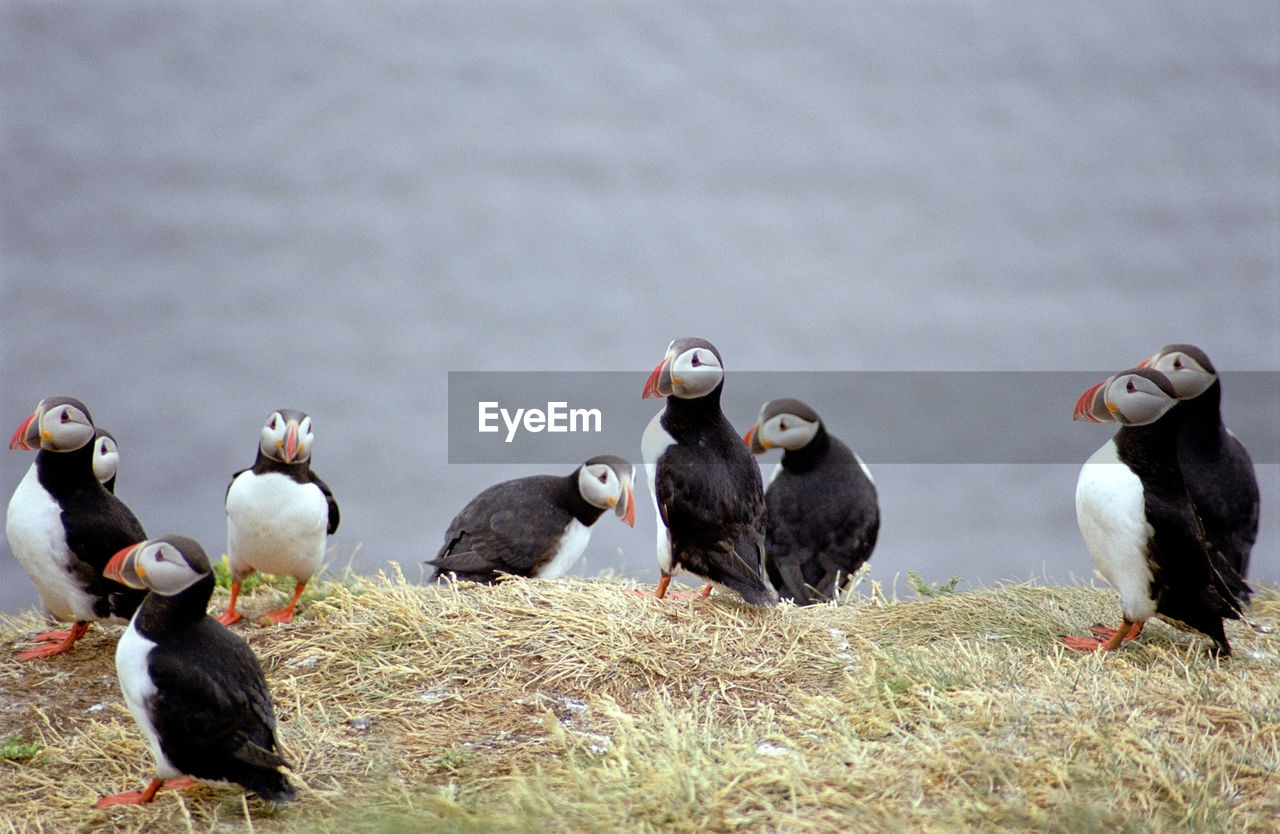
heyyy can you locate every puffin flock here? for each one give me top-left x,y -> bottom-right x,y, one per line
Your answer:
2,338 -> 1260,809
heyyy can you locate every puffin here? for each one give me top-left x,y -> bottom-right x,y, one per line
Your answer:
92,429 -> 120,493
640,338 -> 775,606
1067,368 -> 1244,656
5,397 -> 147,660
96,535 -> 295,808
219,409 -> 339,626
1140,344 -> 1258,604
427,456 -> 636,584
743,398 -> 880,605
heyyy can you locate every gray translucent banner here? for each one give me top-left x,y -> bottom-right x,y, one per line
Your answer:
447,371 -> 1278,465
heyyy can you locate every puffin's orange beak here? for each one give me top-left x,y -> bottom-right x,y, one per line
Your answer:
1073,379 -> 1113,423
10,412 -> 38,451
104,543 -> 147,589
642,356 -> 672,399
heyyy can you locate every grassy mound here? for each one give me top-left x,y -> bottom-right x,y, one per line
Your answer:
2,569 -> 1278,833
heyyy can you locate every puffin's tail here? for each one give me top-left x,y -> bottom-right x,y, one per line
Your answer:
243,767 -> 296,804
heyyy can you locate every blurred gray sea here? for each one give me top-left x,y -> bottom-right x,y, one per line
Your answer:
2,2 -> 1277,614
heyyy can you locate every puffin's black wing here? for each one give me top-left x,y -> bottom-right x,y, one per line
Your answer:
764,447 -> 880,604
309,471 -> 341,535
430,477 -> 572,582
148,622 -> 294,801
1144,492 -> 1244,656
656,444 -> 771,604
61,488 -> 148,620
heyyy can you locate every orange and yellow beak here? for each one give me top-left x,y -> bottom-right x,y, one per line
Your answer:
104,542 -> 147,589
9,410 -> 39,451
1073,378 -> 1115,423
279,419 -> 301,463
742,424 -> 769,454
642,356 -> 674,399
617,479 -> 635,527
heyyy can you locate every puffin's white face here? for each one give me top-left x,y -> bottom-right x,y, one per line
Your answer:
93,434 -> 119,486
106,539 -> 205,596
754,411 -> 820,452
1148,350 -> 1215,399
36,400 -> 95,453
659,343 -> 724,399
578,460 -> 636,526
259,411 -> 314,464
1104,372 -> 1179,426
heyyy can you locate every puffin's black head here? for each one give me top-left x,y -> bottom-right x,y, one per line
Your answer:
743,397 -> 823,454
641,337 -> 725,400
1074,367 -> 1179,427
92,428 -> 120,491
105,535 -> 212,596
258,409 -> 314,464
10,397 -> 95,453
578,455 -> 636,527
1140,344 -> 1218,400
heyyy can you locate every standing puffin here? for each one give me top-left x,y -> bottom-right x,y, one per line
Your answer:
6,397 -> 146,660
96,535 -> 295,808
428,456 -> 635,583
92,429 -> 120,493
1141,344 -> 1258,604
1067,368 -> 1244,655
219,410 -> 339,626
640,338 -> 774,606
743,398 -> 880,605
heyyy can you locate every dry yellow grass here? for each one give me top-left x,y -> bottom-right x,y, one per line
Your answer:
1,568 -> 1278,833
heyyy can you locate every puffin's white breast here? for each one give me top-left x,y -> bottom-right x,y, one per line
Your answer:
115,619 -> 181,779
538,518 -> 591,580
1076,440 -> 1156,622
640,410 -> 675,574
226,471 -> 328,579
5,463 -> 99,622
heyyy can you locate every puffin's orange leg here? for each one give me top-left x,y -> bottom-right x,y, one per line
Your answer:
697,583 -> 712,597
654,573 -> 672,599
216,580 -> 244,626
94,777 -> 195,809
1089,621 -> 1146,644
1063,619 -> 1144,652
258,582 -> 306,626
16,621 -> 90,661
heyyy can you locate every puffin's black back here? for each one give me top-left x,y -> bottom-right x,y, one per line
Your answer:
1114,414 -> 1244,655
1174,380 -> 1259,597
134,561 -> 294,802
656,391 -> 772,605
35,443 -> 147,620
429,472 -> 605,583
763,427 -> 880,604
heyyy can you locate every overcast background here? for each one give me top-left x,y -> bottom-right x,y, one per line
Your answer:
2,1 -> 1277,614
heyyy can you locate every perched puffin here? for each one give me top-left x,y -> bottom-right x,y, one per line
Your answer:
428,456 -> 635,584
1067,368 -> 1244,655
220,410 -> 339,626
92,429 -> 119,493
1141,344 -> 1258,604
6,398 -> 146,660
743,398 -> 880,605
640,338 -> 774,606
96,535 -> 295,808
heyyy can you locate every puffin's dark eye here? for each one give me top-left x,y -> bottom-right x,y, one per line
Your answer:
1172,358 -> 1183,370
60,410 -> 70,422
1126,380 -> 1136,393
690,354 -> 701,367
268,417 -> 277,429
